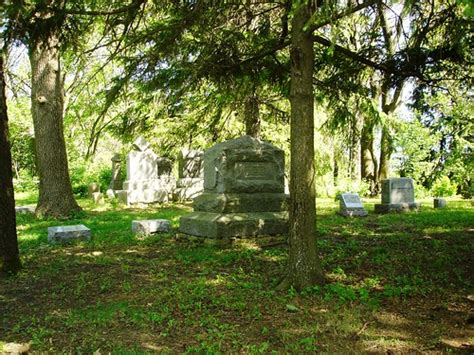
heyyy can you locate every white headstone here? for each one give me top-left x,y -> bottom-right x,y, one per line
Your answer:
132,219 -> 171,235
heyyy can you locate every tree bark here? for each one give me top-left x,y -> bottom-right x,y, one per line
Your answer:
378,125 -> 393,182
360,119 -> 377,194
244,93 -> 261,139
0,53 -> 21,274
29,33 -> 81,218
278,2 -> 325,291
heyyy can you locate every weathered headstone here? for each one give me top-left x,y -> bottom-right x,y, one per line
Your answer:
179,136 -> 289,240
132,219 -> 171,235
116,137 -> 168,205
48,225 -> 91,243
174,149 -> 204,201
433,198 -> 447,208
15,206 -> 35,214
88,182 -> 100,197
92,192 -> 104,204
338,193 -> 368,217
375,178 -> 421,213
109,154 -> 123,190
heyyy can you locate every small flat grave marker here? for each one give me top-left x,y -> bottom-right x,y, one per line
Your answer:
132,219 -> 171,235
48,225 -> 91,244
339,193 -> 368,217
15,206 -> 35,215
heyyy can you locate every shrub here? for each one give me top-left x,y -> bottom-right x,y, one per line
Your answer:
431,176 -> 457,197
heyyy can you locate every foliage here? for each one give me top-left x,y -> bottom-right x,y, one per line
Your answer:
431,176 -> 458,197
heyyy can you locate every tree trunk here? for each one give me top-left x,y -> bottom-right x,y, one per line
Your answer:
0,53 -> 21,274
29,34 -> 80,218
278,2 -> 325,291
244,93 -> 260,139
360,119 -> 377,194
378,125 -> 393,182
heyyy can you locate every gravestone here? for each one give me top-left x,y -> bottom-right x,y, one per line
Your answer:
156,157 -> 176,197
15,206 -> 35,214
117,137 -> 168,205
375,178 -> 421,213
88,183 -> 100,198
179,136 -> 289,240
338,193 -> 368,217
92,192 -> 104,204
132,219 -> 171,235
174,149 -> 204,201
109,154 -> 123,190
434,198 -> 447,208
48,225 -> 91,243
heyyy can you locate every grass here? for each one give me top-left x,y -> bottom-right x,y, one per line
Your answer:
1,193 -> 473,353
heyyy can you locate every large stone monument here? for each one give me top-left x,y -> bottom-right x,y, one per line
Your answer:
375,177 -> 421,213
117,137 -> 168,205
174,149 -> 204,201
338,193 -> 368,217
179,136 -> 289,240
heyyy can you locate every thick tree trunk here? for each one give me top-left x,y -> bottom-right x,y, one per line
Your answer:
378,125 -> 393,182
278,2 -> 325,291
360,119 -> 377,194
29,34 -> 80,218
0,53 -> 21,274
244,93 -> 260,139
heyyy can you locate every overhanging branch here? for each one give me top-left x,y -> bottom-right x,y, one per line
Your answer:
304,0 -> 377,34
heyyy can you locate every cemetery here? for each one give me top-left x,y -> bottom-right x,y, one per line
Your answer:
1,2 -> 473,353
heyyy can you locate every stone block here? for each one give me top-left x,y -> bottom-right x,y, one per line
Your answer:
117,189 -> 168,205
15,206 -> 35,214
374,202 -> 421,213
179,211 -> 288,239
48,225 -> 91,243
434,198 -> 447,208
193,192 -> 288,213
132,219 -> 171,235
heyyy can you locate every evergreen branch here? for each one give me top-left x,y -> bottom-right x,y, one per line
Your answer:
304,0 -> 377,34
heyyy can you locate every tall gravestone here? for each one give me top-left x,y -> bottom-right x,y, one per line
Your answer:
375,177 -> 421,213
179,136 -> 289,240
117,137 -> 168,205
174,149 -> 204,201
109,154 -> 123,190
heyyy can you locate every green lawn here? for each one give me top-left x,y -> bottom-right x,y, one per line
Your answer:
1,194 -> 473,353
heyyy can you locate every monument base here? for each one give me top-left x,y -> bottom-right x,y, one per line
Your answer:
179,211 -> 288,239
174,178 -> 204,201
117,189 -> 168,205
375,202 -> 421,214
338,208 -> 368,217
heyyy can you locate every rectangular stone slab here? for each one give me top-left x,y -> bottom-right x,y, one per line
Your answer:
179,211 -> 288,239
374,202 -> 421,214
48,225 -> 91,243
15,206 -> 35,214
193,192 -> 288,213
132,219 -> 171,235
